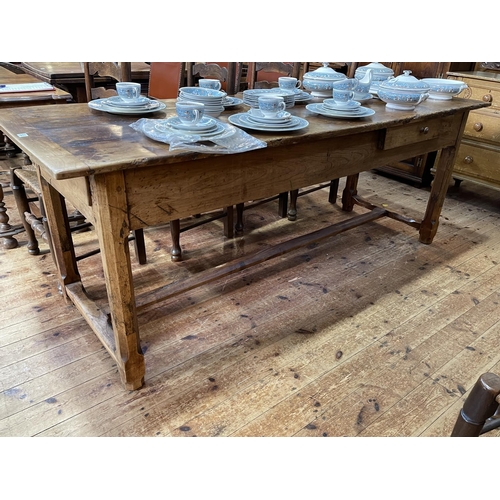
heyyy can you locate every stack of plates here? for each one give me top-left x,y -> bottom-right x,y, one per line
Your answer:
88,96 -> 166,115
222,96 -> 243,108
154,116 -> 228,139
294,90 -> 313,103
242,88 -> 296,108
305,102 -> 375,119
177,87 -> 226,117
228,108 -> 308,132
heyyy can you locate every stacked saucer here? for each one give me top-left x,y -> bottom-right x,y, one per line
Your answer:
88,95 -> 166,115
306,99 -> 375,119
154,116 -> 228,139
177,87 -> 227,117
242,88 -> 296,108
228,108 -> 308,132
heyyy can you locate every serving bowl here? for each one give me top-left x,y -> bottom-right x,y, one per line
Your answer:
302,62 -> 347,98
354,62 -> 394,92
421,78 -> 468,100
377,70 -> 430,110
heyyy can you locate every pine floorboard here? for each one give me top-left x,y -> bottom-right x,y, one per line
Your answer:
1,170 -> 499,437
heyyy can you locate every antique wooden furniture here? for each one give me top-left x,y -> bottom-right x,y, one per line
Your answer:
246,62 -> 301,90
187,62 -> 242,95
147,62 -> 187,99
0,96 -> 486,390
451,372 -> 500,436
446,70 -> 500,190
0,65 -> 72,250
20,62 -> 150,103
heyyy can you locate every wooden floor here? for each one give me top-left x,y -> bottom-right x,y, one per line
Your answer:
1,170 -> 499,437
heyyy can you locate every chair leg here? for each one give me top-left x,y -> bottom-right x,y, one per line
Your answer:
287,189 -> 298,221
133,228 -> 147,265
223,206 -> 234,238
278,192 -> 288,218
329,178 -> 339,204
170,219 -> 182,262
10,167 -> 40,255
235,203 -> 244,233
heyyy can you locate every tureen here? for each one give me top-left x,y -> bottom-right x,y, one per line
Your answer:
354,62 -> 394,92
377,70 -> 430,111
421,78 -> 468,100
302,62 -> 347,97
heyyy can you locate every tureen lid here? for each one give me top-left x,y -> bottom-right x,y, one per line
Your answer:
355,62 -> 394,77
379,70 -> 430,91
303,62 -> 346,81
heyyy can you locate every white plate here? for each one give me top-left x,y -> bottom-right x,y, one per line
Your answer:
88,100 -> 166,115
223,97 -> 243,108
103,96 -> 152,107
228,113 -> 309,132
164,116 -> 217,132
142,120 -> 236,143
155,119 -> 226,138
323,99 -> 362,111
306,103 -> 375,119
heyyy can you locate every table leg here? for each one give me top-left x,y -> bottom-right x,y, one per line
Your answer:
90,171 -> 145,390
341,174 -> 359,212
419,145 -> 457,244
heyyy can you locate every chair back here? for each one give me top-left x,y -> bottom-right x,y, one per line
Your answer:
82,62 -> 132,102
147,62 -> 186,99
187,62 -> 242,95
246,62 -> 301,89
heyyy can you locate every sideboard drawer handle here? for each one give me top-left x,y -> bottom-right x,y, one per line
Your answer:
464,155 -> 474,164
420,126 -> 429,134
473,122 -> 483,132
483,94 -> 493,103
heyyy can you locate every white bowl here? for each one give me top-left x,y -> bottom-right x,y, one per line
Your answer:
302,62 -> 347,97
377,70 -> 430,110
421,78 -> 468,100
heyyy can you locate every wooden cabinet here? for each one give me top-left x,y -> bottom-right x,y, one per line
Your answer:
446,70 -> 500,189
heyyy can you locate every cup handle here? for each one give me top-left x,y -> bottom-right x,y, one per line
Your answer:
296,80 -> 302,88
193,110 -> 201,123
278,102 -> 286,112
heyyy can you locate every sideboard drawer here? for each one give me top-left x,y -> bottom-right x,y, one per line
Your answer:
464,108 -> 500,144
453,141 -> 500,186
379,114 -> 457,150
455,77 -> 500,109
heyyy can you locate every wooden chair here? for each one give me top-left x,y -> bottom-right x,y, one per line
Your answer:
147,62 -> 236,261
9,62 -> 147,264
451,372 -> 500,436
187,62 -> 242,95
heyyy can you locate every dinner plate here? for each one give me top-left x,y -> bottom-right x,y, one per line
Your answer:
88,100 -> 166,115
103,96 -> 152,107
306,103 -> 375,119
155,119 -> 226,138
228,113 -> 309,132
164,116 -> 218,132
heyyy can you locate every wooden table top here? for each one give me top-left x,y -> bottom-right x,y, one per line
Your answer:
0,96 -> 488,182
0,66 -> 72,105
20,62 -> 151,84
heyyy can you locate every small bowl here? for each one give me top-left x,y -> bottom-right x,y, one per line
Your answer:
421,78 -> 468,100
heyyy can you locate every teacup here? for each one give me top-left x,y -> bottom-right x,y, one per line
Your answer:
258,95 -> 286,117
199,79 -> 222,91
116,82 -> 142,101
278,77 -> 301,92
176,101 -> 205,125
332,89 -> 354,105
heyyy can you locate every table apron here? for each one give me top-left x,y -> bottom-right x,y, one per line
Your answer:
123,118 -> 462,231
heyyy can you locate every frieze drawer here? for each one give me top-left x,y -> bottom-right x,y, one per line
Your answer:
378,114 -> 457,150
456,77 -> 500,109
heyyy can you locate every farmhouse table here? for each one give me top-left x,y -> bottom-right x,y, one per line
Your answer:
0,65 -> 72,249
0,96 -> 488,390
20,62 -> 151,103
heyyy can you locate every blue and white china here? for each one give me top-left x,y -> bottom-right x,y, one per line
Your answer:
332,78 -> 359,91
293,90 -> 313,103
116,82 -> 142,101
243,88 -> 296,108
154,118 -> 227,139
332,89 -> 355,105
352,92 -> 373,103
177,87 -> 226,117
164,116 -> 217,132
377,70 -> 430,111
421,78 -> 468,100
306,102 -> 375,119
199,79 -> 222,91
354,62 -> 394,92
222,96 -> 243,108
323,98 -> 362,111
176,101 -> 205,125
88,98 -> 166,115
302,62 -> 347,98
248,108 -> 292,124
228,113 -> 309,132
355,69 -> 372,94
278,77 -> 302,93
105,95 -> 151,107
258,95 -> 286,117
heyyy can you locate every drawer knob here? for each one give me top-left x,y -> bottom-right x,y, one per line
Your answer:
483,94 -> 493,102
473,122 -> 483,132
420,126 -> 429,134
464,155 -> 474,164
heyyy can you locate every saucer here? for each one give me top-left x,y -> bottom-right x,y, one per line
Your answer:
247,108 -> 292,124
306,103 -> 375,119
104,96 -> 151,107
165,116 -> 217,132
155,119 -> 226,138
229,113 -> 309,132
323,99 -> 362,111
